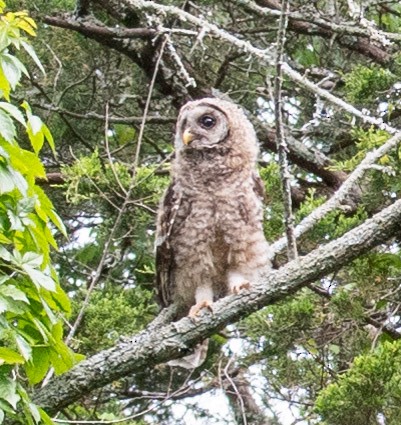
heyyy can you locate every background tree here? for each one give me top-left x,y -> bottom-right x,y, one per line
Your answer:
3,0 -> 401,424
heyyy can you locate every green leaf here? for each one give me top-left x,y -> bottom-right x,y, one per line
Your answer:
20,41 -> 45,75
28,403 -> 40,424
0,164 -> 27,195
5,144 -> 46,179
0,54 -> 28,89
34,186 -> 66,235
0,56 -> 20,91
39,408 -> 54,425
28,115 -> 42,135
25,347 -> 50,385
0,102 -> 25,126
52,284 -> 71,314
0,377 -> 20,409
0,67 -> 10,101
0,109 -> 15,142
0,26 -> 10,52
0,165 -> 16,193
49,345 -> 74,375
21,252 -> 43,268
40,296 -> 57,324
42,123 -> 55,153
0,348 -> 24,365
0,247 -> 13,263
0,295 -> 24,314
0,285 -> 29,303
22,265 -> 56,291
27,123 -> 44,154
15,335 -> 32,361
7,210 -> 23,231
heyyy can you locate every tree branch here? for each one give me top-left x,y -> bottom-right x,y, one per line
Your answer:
247,0 -> 395,64
42,14 -> 157,39
271,130 -> 401,255
274,0 -> 297,261
32,103 -> 176,125
33,196 -> 401,415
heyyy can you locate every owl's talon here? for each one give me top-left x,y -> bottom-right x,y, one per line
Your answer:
231,281 -> 251,295
189,300 -> 213,318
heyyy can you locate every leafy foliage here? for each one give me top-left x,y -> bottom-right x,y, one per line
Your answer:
343,65 -> 396,104
316,341 -> 401,425
1,0 -> 401,424
0,3 -> 81,424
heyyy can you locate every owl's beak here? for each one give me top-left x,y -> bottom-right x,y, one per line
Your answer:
182,129 -> 195,145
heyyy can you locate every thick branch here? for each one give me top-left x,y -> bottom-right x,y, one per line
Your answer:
42,15 -> 156,39
41,2 -> 386,192
259,128 -> 348,189
34,197 -> 401,415
249,0 -> 394,64
33,103 -> 176,125
271,130 -> 401,255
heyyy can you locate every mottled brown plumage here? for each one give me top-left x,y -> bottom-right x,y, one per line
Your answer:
156,98 -> 270,367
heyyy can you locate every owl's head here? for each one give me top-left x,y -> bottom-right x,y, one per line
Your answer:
178,97 -> 257,148
174,98 -> 259,166
175,99 -> 231,150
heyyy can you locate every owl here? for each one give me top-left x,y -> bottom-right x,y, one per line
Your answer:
155,98 -> 270,368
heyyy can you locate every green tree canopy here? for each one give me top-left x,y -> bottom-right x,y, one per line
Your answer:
2,0 -> 401,424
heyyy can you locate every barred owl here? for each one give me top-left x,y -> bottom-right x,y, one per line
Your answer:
156,98 -> 270,368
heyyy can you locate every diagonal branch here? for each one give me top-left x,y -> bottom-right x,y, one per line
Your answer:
42,14 -> 157,38
119,0 -> 397,134
271,129 -> 401,255
33,196 -> 401,415
246,0 -> 394,64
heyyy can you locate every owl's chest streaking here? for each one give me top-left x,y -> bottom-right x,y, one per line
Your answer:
176,145 -> 253,193
171,152 -> 264,260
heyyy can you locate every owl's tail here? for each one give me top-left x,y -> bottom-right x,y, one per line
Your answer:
167,339 -> 209,369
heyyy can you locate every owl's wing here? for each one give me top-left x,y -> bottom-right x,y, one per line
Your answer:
155,180 -> 182,308
252,170 -> 266,202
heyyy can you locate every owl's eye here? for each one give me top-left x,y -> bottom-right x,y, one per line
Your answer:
199,115 -> 216,129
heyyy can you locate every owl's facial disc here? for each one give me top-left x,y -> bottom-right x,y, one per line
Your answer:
180,105 -> 229,149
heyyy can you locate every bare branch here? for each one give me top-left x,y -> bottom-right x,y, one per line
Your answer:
274,0 -> 297,261
32,103 -> 176,124
271,129 -> 401,255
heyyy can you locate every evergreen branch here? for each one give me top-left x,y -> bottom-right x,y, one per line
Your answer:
34,196 -> 401,414
271,129 -> 401,255
120,0 -> 397,133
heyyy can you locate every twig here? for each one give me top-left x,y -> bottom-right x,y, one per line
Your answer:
127,0 -> 398,133
281,63 -> 398,134
62,34 -> 169,348
31,103 -> 176,124
223,356 -> 247,425
164,33 -> 196,88
104,102 -> 128,196
274,0 -> 297,261
234,0 -> 401,43
271,129 -> 401,256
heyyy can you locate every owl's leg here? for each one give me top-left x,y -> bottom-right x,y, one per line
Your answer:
188,284 -> 214,318
227,270 -> 253,295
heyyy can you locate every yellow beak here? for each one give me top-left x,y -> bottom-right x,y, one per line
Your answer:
182,129 -> 195,145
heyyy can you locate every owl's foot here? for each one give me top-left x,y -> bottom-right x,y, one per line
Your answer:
230,281 -> 251,295
189,300 -> 213,318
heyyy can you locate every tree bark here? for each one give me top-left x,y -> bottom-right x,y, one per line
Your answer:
33,197 -> 401,415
